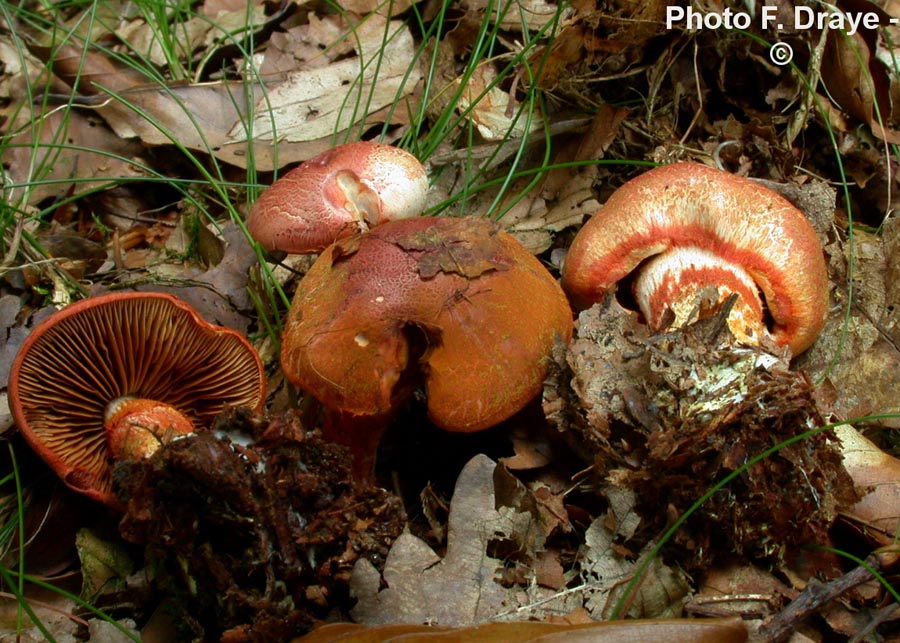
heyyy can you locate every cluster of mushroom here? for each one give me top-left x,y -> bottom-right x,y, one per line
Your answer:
245,142 -> 832,474
8,141 -> 831,503
247,141 -> 574,473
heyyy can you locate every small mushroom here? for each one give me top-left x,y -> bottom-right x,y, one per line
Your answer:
247,141 -> 428,254
280,216 -> 573,473
562,162 -> 828,355
7,292 -> 266,506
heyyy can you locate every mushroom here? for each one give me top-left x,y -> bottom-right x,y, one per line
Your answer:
8,292 -> 266,506
247,141 -> 428,254
280,216 -> 574,473
561,162 -> 828,355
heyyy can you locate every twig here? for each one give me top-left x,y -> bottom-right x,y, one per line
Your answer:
1,216 -> 25,268
755,554 -> 881,642
850,601 -> 900,643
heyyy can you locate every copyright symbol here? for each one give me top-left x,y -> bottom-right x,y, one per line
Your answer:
769,42 -> 793,66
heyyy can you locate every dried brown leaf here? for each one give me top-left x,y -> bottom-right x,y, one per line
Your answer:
580,511 -> 691,620
115,221 -> 259,333
504,170 -> 600,254
451,62 -> 540,141
351,455 -> 569,624
0,35 -> 46,105
37,16 -> 419,171
395,223 -> 509,279
349,455 -> 515,626
501,425 -> 555,470
821,25 -> 900,144
835,424 -> 900,553
236,16 -> 421,158
689,563 -> 794,620
460,0 -> 573,32
2,109 -> 147,207
334,0 -> 414,18
799,222 -> 900,427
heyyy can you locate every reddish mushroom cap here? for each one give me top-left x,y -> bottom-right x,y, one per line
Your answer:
247,141 -> 428,254
280,216 -> 573,433
8,292 -> 266,506
561,162 -> 828,355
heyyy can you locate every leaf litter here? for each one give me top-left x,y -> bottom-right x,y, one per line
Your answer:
2,0 -> 900,640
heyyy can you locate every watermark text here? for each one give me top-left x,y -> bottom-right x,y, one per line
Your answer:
665,5 -> 896,37
665,5 -> 898,65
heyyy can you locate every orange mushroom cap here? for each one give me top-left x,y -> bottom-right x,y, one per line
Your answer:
281,216 -> 573,434
7,292 -> 266,506
247,141 -> 428,254
562,162 -> 828,355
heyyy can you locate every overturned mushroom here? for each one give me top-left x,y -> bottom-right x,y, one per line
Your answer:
281,216 -> 573,473
8,292 -> 266,506
562,162 -> 828,355
247,141 -> 428,254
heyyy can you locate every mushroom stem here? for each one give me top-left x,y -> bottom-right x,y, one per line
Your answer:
104,397 -> 195,460
634,246 -> 766,344
321,410 -> 393,481
329,170 -> 383,227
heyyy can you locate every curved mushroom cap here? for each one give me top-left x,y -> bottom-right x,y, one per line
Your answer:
8,292 -> 266,505
247,141 -> 428,254
562,162 -> 828,355
281,216 -> 573,432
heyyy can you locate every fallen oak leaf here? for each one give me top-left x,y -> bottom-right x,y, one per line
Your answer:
580,503 -> 691,621
349,455 -> 526,626
451,62 -> 541,142
461,0 -> 574,32
396,224 -> 511,279
28,38 -> 278,166
799,221 -> 900,427
115,3 -> 269,70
